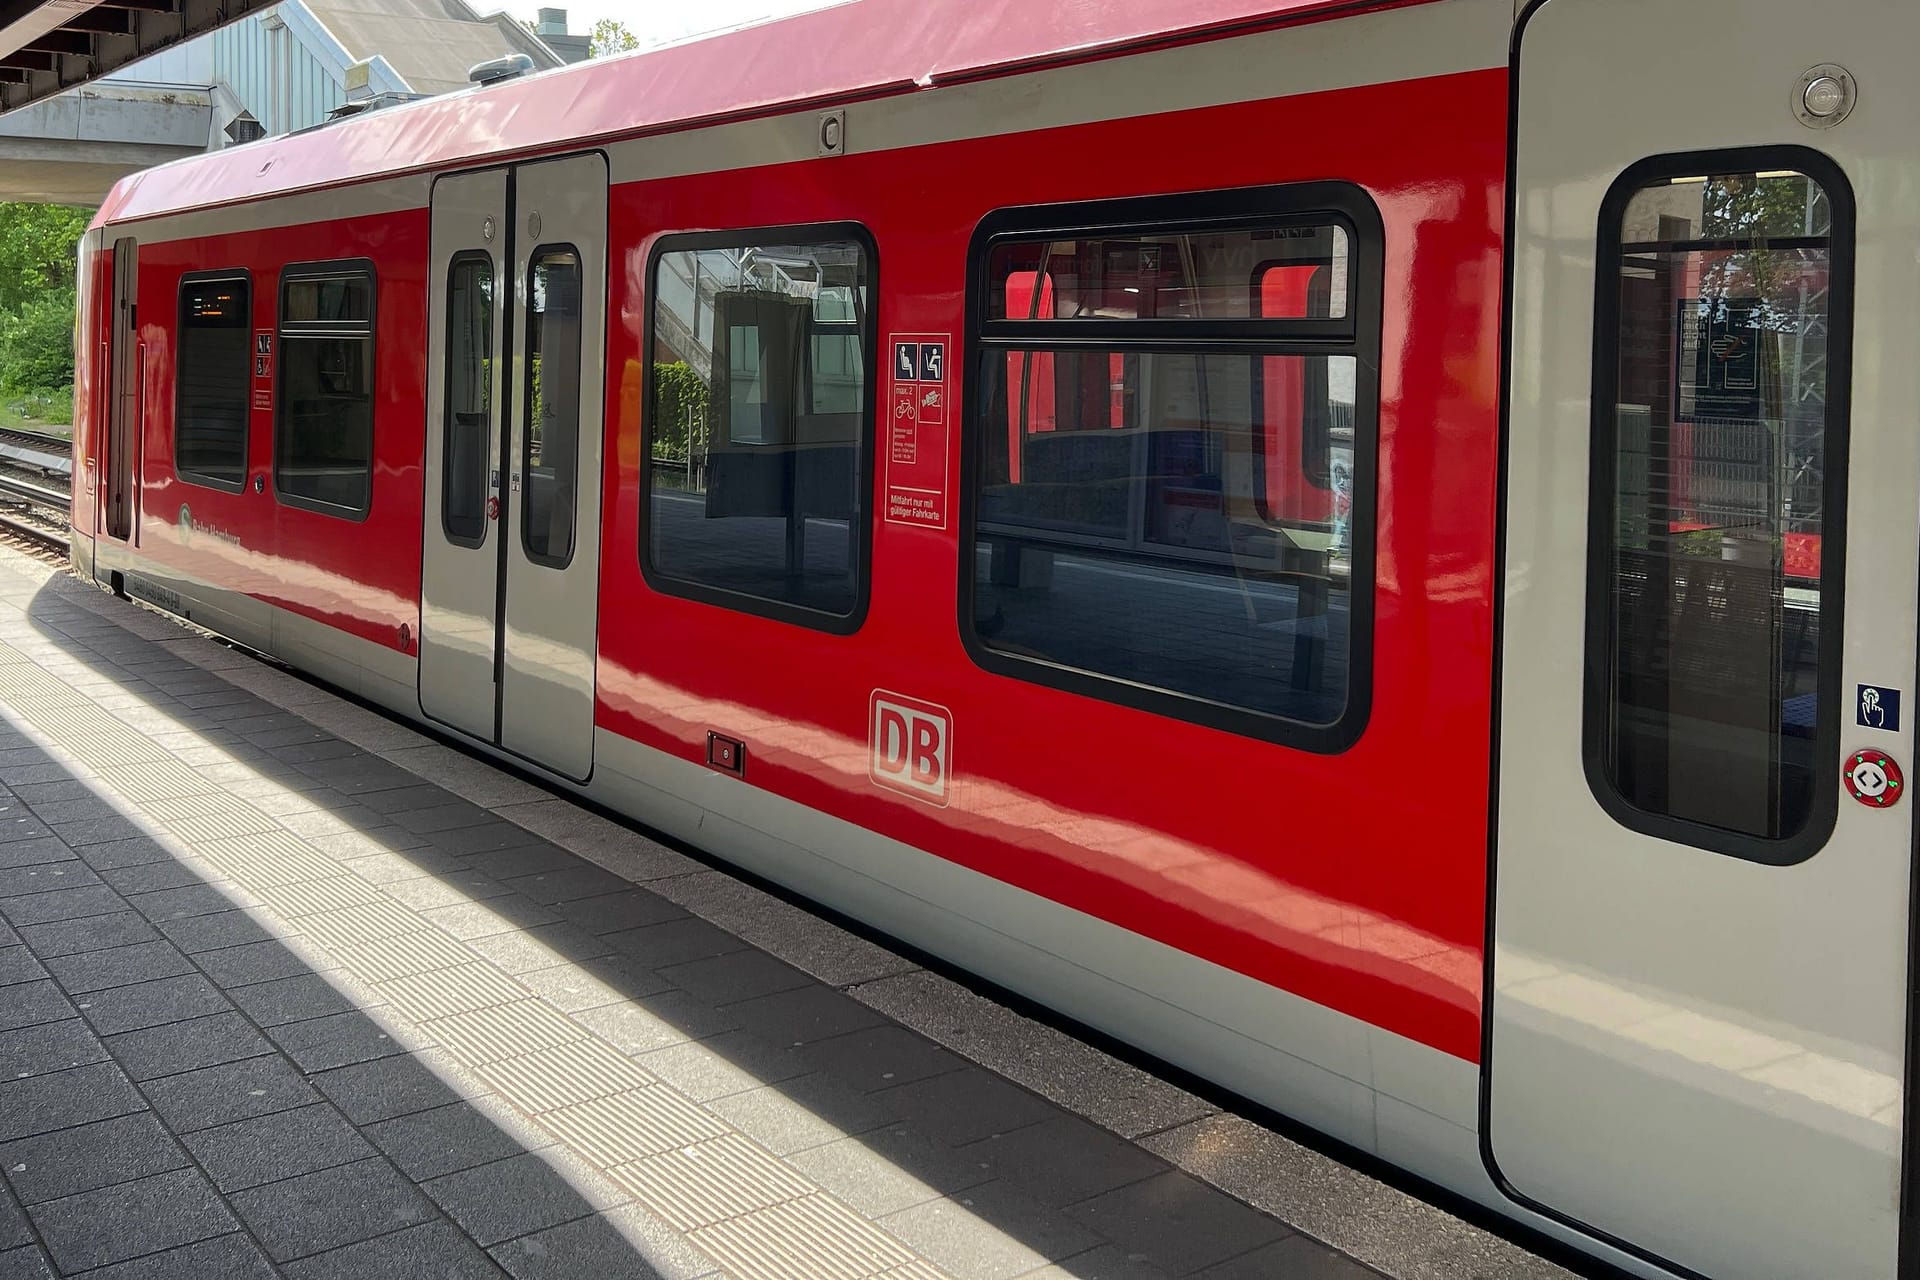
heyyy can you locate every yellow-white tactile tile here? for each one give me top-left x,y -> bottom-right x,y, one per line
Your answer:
0,618 -> 960,1280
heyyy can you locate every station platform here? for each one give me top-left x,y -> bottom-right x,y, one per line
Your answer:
0,542 -> 1575,1280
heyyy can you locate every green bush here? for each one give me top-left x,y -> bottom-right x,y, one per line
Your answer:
0,289 -> 74,394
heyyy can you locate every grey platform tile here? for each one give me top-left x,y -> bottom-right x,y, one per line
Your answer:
44,940 -> 194,994
183,1102 -> 377,1193
105,1011 -> 275,1082
1017,1244 -> 1175,1280
0,1246 -> 52,1280
0,980 -> 70,1034
0,947 -> 44,988
957,1116 -> 1168,1210
705,1074 -> 896,1157
27,1168 -> 237,1273
390,802 -> 494,836
727,984 -> 889,1048
0,841 -> 75,871
882,1181 -> 1103,1280
870,1069 -> 1058,1150
636,1030 -> 808,1104
798,1025 -> 967,1095
423,1152 -> 597,1248
195,939 -> 319,988
0,818 -> 54,846
0,1018 -> 107,1078
602,917 -> 746,969
656,948 -> 812,1006
1193,1236 -> 1384,1279
364,1101 -> 535,1182
22,799 -> 115,827
311,1051 -> 476,1125
1062,1171 -> 1291,1274
455,841 -> 578,876
153,910 -> 274,954
282,1220 -> 506,1280
225,973 -> 357,1028
77,974 -> 230,1036
73,837 -> 174,871
0,920 -> 13,949
0,862 -> 100,899
229,1157 -> 438,1263
0,884 -> 125,927
548,890 -> 687,937
96,860 -> 207,896
464,923 -> 613,975
73,1232 -> 278,1280
487,1209 -> 689,1280
266,1011 -> 406,1073
0,1112 -> 187,1205
17,911 -> 158,958
0,1186 -> 27,1249
125,884 -> 246,922
354,786 -> 453,816
49,816 -> 145,848
143,1055 -> 321,1133
0,1060 -> 144,1141
784,1128 -> 993,1219
501,864 -> 632,906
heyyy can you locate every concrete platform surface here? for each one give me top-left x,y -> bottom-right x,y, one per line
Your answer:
0,544 -> 1575,1280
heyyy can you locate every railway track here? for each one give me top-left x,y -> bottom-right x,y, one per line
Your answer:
0,426 -> 71,553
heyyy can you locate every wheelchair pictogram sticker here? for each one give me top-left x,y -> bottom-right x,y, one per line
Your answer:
1845,748 -> 1904,808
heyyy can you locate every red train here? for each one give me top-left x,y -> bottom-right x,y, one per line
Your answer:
67,1 -> 1920,1276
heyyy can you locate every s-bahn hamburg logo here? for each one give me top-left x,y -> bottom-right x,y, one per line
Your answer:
870,691 -> 951,806
177,504 -> 194,546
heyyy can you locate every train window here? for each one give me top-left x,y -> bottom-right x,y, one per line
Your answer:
1589,152 -> 1853,861
642,225 -> 875,631
275,261 -> 375,518
443,254 -> 494,547
174,273 -> 251,491
522,247 -> 583,569
964,186 -> 1380,750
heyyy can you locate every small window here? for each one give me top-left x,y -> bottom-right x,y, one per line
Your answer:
1588,151 -> 1853,862
174,273 -> 251,491
643,226 -> 874,629
522,247 -> 582,569
965,186 -> 1379,750
443,254 -> 494,547
276,261 -> 375,517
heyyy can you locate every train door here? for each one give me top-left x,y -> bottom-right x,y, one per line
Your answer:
420,154 -> 607,781
1491,2 -> 1916,1277
103,235 -> 139,543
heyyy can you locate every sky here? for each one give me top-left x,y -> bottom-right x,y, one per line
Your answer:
497,0 -> 845,49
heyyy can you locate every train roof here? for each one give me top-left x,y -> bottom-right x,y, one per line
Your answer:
95,0 -> 1436,230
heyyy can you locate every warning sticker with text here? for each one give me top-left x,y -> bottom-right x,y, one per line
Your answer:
884,332 -> 950,528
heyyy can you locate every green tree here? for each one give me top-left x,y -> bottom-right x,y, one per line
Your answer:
589,17 -> 639,56
0,203 -> 88,315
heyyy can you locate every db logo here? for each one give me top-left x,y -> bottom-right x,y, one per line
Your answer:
870,691 -> 951,806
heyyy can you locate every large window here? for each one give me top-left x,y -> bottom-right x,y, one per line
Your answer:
276,262 -> 374,517
1588,151 -> 1852,861
523,248 -> 583,569
174,273 -> 251,490
964,186 -> 1380,749
443,254 -> 494,546
642,226 -> 873,629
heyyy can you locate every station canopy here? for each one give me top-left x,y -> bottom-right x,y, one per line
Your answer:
0,0 -> 275,114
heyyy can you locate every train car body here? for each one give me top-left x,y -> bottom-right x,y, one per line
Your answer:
65,1 -> 1920,1275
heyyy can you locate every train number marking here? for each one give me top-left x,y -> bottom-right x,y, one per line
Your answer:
870,691 -> 951,806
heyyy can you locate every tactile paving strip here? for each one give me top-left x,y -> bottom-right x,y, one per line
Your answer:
0,635 -> 958,1280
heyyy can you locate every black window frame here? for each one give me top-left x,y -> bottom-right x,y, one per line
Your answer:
959,182 -> 1383,754
272,258 -> 377,522
1581,145 -> 1855,866
638,221 -> 879,635
441,250 -> 496,550
172,268 -> 253,494
520,242 -> 585,571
